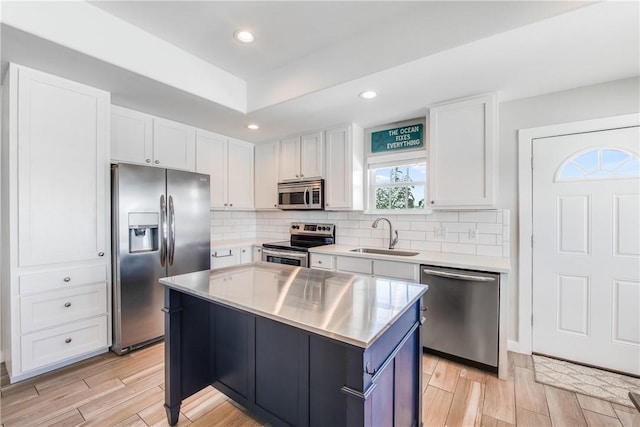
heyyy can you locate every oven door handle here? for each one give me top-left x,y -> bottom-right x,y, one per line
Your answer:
262,248 -> 308,259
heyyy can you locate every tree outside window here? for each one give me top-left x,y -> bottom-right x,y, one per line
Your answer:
372,162 -> 426,211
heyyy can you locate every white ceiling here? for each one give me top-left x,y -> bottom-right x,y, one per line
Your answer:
1,1 -> 639,143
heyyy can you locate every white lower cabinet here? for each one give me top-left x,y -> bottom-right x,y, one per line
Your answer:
253,246 -> 263,262
20,283 -> 108,333
211,245 -> 253,269
21,316 -> 108,372
336,256 -> 372,275
373,260 -> 419,282
309,253 -> 334,270
311,254 -> 420,282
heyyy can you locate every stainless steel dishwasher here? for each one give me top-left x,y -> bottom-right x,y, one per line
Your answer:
420,265 -> 499,372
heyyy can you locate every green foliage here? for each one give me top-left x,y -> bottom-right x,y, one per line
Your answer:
375,167 -> 425,210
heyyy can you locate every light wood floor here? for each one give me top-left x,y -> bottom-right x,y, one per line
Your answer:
1,343 -> 638,426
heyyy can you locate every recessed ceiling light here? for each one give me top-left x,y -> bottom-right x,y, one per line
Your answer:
247,124 -> 259,130
359,90 -> 377,99
234,30 -> 254,43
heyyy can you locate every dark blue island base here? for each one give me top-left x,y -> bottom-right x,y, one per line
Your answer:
162,288 -> 423,427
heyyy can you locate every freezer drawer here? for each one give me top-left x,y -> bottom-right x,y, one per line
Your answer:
420,265 -> 499,370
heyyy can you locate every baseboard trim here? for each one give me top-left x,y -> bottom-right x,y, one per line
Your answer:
507,339 -> 529,354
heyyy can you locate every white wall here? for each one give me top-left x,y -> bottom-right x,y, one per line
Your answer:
498,76 -> 640,346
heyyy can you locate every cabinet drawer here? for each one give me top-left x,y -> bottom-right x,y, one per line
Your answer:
336,256 -> 372,275
21,316 -> 108,372
19,265 -> 106,294
373,261 -> 419,282
21,283 -> 107,333
310,254 -> 334,270
211,248 -> 239,269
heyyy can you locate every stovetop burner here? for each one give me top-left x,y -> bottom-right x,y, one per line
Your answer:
263,222 -> 336,253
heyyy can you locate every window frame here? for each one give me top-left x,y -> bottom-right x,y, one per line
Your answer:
364,150 -> 429,214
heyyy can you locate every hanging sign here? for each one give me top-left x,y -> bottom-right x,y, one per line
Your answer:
371,124 -> 424,153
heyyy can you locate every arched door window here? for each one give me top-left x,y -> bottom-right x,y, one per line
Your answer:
556,148 -> 640,181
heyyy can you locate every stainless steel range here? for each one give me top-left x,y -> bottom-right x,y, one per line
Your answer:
262,222 -> 335,267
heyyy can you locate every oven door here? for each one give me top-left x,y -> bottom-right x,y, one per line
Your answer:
262,248 -> 309,267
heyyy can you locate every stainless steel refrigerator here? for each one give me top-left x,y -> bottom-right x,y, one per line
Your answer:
111,163 -> 210,354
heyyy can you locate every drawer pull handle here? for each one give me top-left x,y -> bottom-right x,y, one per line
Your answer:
318,260 -> 322,264
63,277 -> 71,282
65,338 -> 72,344
64,302 -> 72,308
98,252 -> 104,257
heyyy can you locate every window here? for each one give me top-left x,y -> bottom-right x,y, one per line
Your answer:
367,155 -> 427,212
556,148 -> 640,181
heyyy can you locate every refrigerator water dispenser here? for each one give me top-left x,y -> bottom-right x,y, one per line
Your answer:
128,212 -> 159,253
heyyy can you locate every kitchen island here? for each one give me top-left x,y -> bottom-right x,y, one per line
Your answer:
159,262 -> 428,427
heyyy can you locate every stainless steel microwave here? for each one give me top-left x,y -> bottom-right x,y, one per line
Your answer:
277,179 -> 324,210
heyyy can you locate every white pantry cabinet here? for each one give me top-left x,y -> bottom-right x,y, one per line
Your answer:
428,93 -> 497,208
254,141 -> 279,210
196,129 -> 254,210
1,64 -> 111,383
111,105 -> 196,171
278,131 -> 323,181
324,124 -> 364,210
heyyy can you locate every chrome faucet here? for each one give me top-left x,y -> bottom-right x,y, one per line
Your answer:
372,217 -> 399,250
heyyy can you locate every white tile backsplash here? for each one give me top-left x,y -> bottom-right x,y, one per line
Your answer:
211,209 -> 511,258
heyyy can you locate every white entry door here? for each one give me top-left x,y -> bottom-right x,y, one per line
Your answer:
532,126 -> 640,375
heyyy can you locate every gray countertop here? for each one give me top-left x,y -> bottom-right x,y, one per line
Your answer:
159,262 -> 428,348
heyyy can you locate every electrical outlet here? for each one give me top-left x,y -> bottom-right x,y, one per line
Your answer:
435,226 -> 448,239
469,228 -> 478,240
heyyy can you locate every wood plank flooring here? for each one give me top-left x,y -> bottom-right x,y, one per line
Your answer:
1,343 -> 638,426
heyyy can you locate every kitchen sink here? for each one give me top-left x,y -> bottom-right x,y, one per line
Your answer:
350,248 -> 419,257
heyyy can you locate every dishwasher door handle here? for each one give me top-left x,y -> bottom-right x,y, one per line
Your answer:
422,268 -> 496,282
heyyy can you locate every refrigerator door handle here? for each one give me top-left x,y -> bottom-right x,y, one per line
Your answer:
168,195 -> 176,266
160,194 -> 167,267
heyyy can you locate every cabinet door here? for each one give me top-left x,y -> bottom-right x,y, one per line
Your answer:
211,248 -> 239,269
324,126 -> 351,209
279,136 -> 300,181
239,246 -> 252,264
17,66 -> 109,267
254,141 -> 279,209
300,131 -> 323,179
111,106 -> 153,165
153,117 -> 196,171
196,130 -> 227,209
227,138 -> 254,209
429,93 -> 497,208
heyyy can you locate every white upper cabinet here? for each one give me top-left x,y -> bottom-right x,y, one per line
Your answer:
254,141 -> 279,210
111,106 -> 153,165
196,130 -> 254,210
324,124 -> 364,210
153,117 -> 196,171
227,137 -> 254,209
196,130 -> 227,209
278,131 -> 323,181
13,65 -> 110,267
111,105 -> 196,171
428,93 -> 497,208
